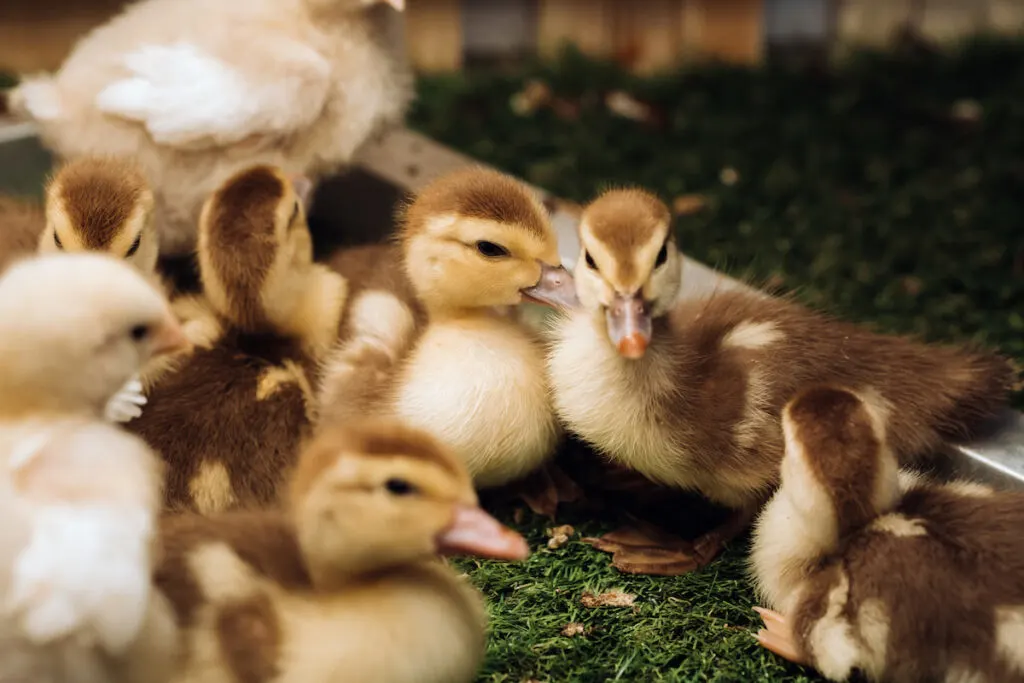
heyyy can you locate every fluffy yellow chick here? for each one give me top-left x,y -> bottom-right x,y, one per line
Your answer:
4,0 -> 410,256
0,252 -> 189,683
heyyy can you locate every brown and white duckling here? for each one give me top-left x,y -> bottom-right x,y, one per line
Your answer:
750,386 -> 1024,683
127,164 -> 347,513
537,188 -> 1014,574
317,167 -> 577,490
156,417 -> 529,683
0,252 -> 187,683
0,156 -> 158,276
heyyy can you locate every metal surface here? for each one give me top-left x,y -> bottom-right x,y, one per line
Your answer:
2,122 -> 1022,490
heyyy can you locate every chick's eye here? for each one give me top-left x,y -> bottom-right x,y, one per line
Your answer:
654,241 -> 668,268
475,241 -> 510,258
53,232 -> 63,249
125,235 -> 141,258
130,325 -> 149,341
289,200 -> 300,225
384,478 -> 417,496
584,251 -> 597,270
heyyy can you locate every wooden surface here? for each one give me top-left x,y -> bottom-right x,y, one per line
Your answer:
537,0 -> 615,60
0,0 -> 125,72
405,0 -> 464,72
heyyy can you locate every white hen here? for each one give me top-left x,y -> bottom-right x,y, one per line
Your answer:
0,253 -> 188,683
5,0 -> 410,257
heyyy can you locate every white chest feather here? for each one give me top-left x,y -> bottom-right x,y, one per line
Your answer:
392,319 -> 559,488
546,311 -> 691,488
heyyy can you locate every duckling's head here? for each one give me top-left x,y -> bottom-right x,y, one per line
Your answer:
574,188 -> 682,359
289,418 -> 530,585
398,167 -> 577,315
0,253 -> 189,416
780,386 -> 900,538
197,165 -> 313,331
38,157 -> 158,274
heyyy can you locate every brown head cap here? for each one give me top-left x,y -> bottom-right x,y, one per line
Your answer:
199,165 -> 291,328
783,386 -> 888,536
579,187 -> 671,286
397,167 -> 548,242
47,157 -> 151,249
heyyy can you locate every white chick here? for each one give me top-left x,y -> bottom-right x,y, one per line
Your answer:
0,252 -> 189,683
3,0 -> 410,257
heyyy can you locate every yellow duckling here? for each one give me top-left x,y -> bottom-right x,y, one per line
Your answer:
317,167 -> 577,490
155,417 -> 530,683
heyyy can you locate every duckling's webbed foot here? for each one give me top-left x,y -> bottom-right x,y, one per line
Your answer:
754,607 -> 810,666
511,462 -> 584,519
584,505 -> 757,576
582,521 -> 704,575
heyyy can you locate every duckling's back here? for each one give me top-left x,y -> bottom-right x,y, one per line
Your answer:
791,481 -> 1024,683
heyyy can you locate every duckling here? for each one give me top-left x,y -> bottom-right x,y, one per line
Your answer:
127,164 -> 347,513
0,252 -> 188,683
155,417 -> 529,683
317,167 -> 578,490
4,0 -> 410,257
538,188 -> 1014,574
750,386 -> 1024,683
0,194 -> 45,270
1,156 -> 170,424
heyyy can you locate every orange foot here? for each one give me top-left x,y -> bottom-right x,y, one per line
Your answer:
753,607 -> 811,666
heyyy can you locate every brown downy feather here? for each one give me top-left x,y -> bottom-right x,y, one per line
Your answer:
0,195 -> 45,272
127,333 -> 315,513
761,388 -> 1024,683
663,289 -> 1010,505
130,164 -> 344,513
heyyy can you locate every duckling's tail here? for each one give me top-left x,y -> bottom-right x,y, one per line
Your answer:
315,290 -> 416,427
931,345 -> 1015,443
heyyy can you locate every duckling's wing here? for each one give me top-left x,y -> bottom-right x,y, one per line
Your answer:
3,425 -> 158,654
95,41 -> 332,149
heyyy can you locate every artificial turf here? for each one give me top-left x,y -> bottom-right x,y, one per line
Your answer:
410,38 -> 1024,682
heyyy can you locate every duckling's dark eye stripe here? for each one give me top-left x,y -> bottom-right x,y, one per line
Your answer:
53,232 -> 62,249
125,234 -> 142,257
289,201 -> 300,225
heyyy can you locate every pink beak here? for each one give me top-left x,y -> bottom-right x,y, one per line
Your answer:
435,505 -> 530,561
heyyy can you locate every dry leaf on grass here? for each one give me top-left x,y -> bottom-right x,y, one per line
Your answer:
580,590 -> 636,608
561,622 -> 587,637
672,194 -> 708,216
546,524 -> 576,549
719,167 -> 740,186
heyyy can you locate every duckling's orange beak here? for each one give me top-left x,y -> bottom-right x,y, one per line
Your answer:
607,293 -> 652,359
150,314 -> 191,357
435,504 -> 530,561
521,262 -> 579,310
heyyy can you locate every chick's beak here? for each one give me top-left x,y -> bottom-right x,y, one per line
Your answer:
521,262 -> 579,310
149,314 -> 191,357
607,293 -> 652,359
435,504 -> 530,561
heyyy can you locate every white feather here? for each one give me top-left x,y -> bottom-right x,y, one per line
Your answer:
96,41 -> 331,147
103,375 -> 147,424
6,504 -> 154,653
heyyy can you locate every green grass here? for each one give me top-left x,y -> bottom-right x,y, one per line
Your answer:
413,38 -> 1024,682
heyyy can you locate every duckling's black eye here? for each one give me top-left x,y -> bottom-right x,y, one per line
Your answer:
130,325 -> 150,341
384,478 -> 417,496
654,240 -> 668,268
584,250 -> 597,270
125,234 -> 141,258
289,200 -> 300,225
53,232 -> 63,249
475,241 -> 510,258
